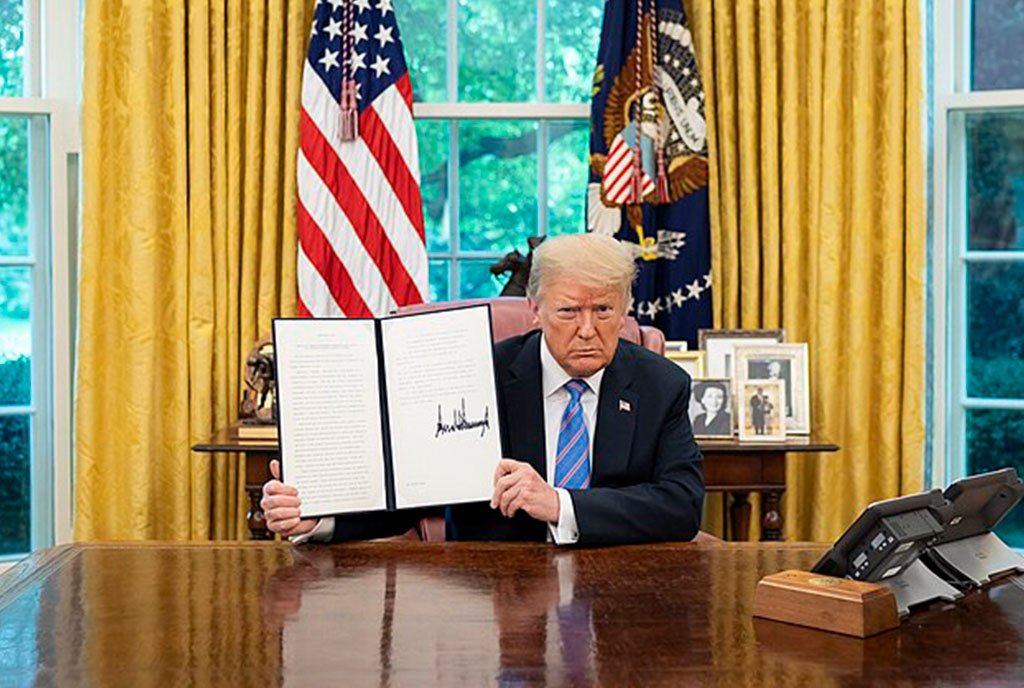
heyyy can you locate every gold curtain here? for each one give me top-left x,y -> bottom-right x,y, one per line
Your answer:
75,1 -> 313,540
688,0 -> 926,541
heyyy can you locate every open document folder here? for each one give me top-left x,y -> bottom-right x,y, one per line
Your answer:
273,305 -> 502,518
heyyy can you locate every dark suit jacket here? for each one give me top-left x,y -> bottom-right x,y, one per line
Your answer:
332,331 -> 705,545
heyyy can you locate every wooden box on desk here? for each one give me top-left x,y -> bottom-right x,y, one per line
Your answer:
753,569 -> 899,638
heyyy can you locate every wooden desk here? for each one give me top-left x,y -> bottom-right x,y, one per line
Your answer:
1,541 -> 1020,686
193,429 -> 838,542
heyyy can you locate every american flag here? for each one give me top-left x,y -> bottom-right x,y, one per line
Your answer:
297,0 -> 428,317
603,131 -> 655,204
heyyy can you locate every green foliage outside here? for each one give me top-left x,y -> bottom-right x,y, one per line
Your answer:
965,407 -> 1024,548
1,0 -> 31,556
972,0 -> 1024,90
965,264 -> 1024,546
0,358 -> 30,556
1,0 -> 31,342
396,0 -> 602,299
0,0 -> 22,96
0,0 -> 29,260
965,109 -> 1024,548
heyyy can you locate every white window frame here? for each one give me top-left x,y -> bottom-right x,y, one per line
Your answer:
931,0 -> 1024,487
410,0 -> 591,300
0,0 -> 80,559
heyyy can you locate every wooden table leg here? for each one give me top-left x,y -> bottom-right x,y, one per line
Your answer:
246,485 -> 273,540
760,490 -> 784,542
729,491 -> 751,542
245,453 -> 274,540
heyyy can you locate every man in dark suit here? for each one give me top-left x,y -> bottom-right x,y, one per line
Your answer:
750,390 -> 765,435
261,233 -> 704,545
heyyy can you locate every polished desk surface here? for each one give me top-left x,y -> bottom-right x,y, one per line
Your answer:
1,542 -> 1021,687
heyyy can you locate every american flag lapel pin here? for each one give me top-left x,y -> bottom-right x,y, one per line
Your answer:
619,399 -> 631,413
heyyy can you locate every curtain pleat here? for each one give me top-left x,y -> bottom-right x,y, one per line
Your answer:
690,0 -> 925,541
76,1 -> 313,540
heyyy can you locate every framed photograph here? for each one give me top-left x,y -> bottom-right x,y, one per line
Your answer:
688,378 -> 734,438
697,329 -> 785,378
738,379 -> 787,442
733,343 -> 810,434
665,350 -> 705,379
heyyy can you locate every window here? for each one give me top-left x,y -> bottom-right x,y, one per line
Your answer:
396,0 -> 601,299
934,1 -> 1024,547
0,0 -> 79,558
0,113 -> 47,557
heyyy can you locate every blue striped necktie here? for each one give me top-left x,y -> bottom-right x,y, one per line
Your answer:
555,379 -> 591,490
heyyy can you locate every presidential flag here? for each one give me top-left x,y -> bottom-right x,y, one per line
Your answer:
587,0 -> 711,346
297,0 -> 428,317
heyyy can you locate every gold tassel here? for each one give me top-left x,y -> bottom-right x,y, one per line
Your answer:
656,147 -> 669,203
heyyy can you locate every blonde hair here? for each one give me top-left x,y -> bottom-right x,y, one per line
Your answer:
527,233 -> 637,306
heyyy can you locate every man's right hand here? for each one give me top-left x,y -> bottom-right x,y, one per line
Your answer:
261,460 -> 317,539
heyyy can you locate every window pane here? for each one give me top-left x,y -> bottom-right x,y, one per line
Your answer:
395,0 -> 447,102
967,263 -> 1024,400
429,259 -> 449,302
416,120 -> 451,252
965,409 -> 1024,548
0,115 -> 31,256
545,0 -> 603,102
458,0 -> 536,102
546,120 -> 588,236
0,266 -> 30,406
459,259 -> 503,298
459,120 -> 538,252
0,414 -> 30,555
971,0 -> 1024,91
962,110 -> 1024,251
0,0 -> 25,97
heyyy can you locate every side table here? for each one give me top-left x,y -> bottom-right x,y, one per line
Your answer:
193,426 -> 279,540
701,436 -> 839,540
194,428 -> 838,542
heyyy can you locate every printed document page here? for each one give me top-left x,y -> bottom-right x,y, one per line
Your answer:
274,319 -> 387,516
380,306 -> 502,509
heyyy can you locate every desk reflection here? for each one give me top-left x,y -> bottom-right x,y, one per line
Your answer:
261,545 -> 712,687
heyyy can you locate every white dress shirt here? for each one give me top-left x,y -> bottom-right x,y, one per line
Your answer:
294,334 -> 602,545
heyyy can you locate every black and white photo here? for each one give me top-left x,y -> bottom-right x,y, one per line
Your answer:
687,378 -> 733,438
748,358 -> 792,417
733,343 -> 811,434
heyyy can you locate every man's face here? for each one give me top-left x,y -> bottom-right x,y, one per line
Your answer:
531,279 -> 626,378
701,387 -> 725,413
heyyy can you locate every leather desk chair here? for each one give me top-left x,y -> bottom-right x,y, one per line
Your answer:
391,297 -> 719,543
396,296 -> 666,353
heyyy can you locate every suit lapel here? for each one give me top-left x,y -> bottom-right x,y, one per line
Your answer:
503,333 -> 547,476
592,341 -> 637,482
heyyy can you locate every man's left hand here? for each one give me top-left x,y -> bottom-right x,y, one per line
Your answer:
491,459 -> 560,524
